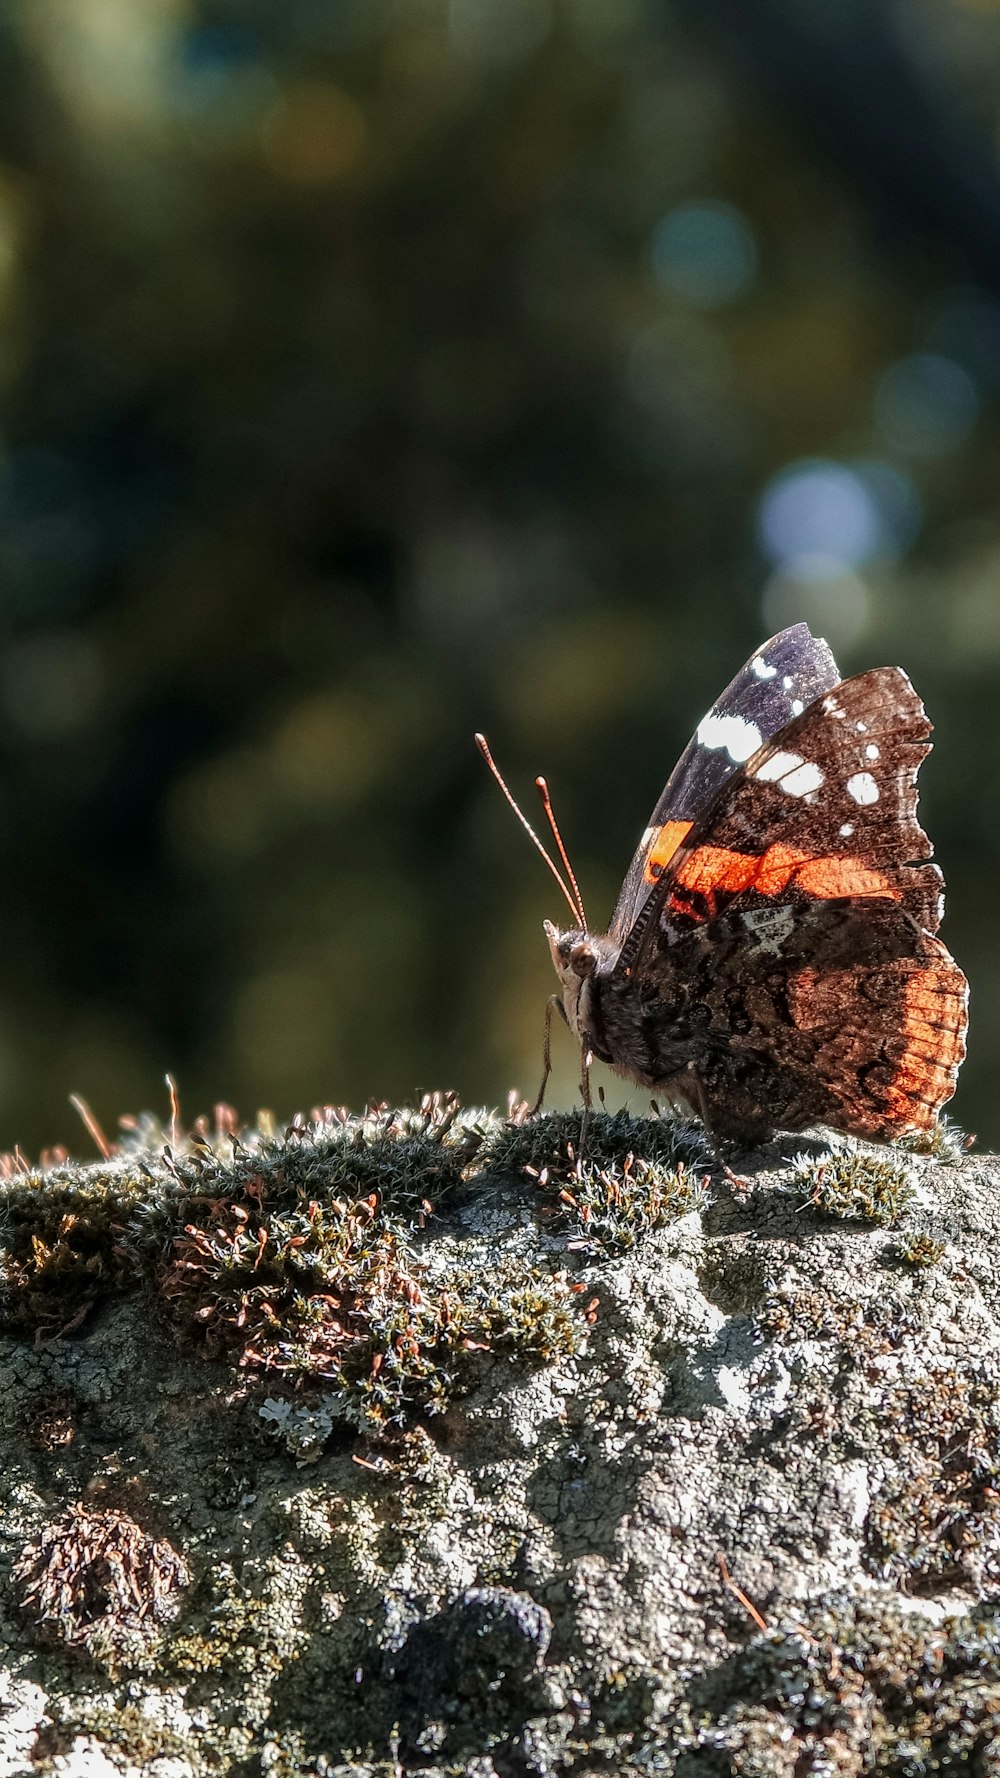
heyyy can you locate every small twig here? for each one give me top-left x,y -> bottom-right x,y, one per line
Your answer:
717,1551 -> 769,1633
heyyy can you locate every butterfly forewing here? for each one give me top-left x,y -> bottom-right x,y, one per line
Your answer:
621,666 -> 944,962
609,623 -> 839,943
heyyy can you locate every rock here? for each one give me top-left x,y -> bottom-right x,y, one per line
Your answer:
0,1100 -> 998,1775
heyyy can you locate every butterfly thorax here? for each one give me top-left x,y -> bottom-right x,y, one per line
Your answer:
545,914 -> 699,1086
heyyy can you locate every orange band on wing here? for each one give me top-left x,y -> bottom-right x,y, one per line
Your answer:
673,841 -> 900,905
643,820 -> 694,883
882,960 -> 967,1127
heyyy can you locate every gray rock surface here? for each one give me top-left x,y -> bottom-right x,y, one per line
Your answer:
1,1104 -> 999,1776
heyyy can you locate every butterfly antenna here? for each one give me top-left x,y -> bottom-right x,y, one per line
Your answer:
475,733 -> 582,926
535,774 -> 586,929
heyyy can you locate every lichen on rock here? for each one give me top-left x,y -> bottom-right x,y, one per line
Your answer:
0,1093 -> 997,1775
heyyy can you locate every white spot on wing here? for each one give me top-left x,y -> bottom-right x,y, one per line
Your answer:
752,654 -> 777,679
823,697 -> 844,718
755,749 -> 803,782
783,761 -> 825,796
865,742 -> 880,760
790,698 -> 804,716
846,771 -> 879,805
782,675 -> 793,690
641,826 -> 658,848
696,710 -> 762,763
839,822 -> 854,838
754,751 -> 824,795
742,905 -> 795,958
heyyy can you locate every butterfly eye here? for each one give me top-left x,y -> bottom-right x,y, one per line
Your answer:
568,941 -> 598,979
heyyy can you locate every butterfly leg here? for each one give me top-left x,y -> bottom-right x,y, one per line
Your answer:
684,1061 -> 751,1191
577,1043 -> 594,1156
530,994 -> 564,1116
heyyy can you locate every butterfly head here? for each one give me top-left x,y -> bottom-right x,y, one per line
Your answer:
544,919 -> 618,1038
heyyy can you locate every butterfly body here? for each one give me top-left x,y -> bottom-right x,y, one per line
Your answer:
542,627 -> 967,1145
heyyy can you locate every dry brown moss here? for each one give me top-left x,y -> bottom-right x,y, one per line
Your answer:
13,1504 -> 189,1668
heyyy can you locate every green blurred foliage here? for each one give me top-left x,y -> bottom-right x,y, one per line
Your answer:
0,0 -> 996,1148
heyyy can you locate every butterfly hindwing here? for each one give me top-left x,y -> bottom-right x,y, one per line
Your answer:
609,623 -> 839,943
605,895 -> 966,1140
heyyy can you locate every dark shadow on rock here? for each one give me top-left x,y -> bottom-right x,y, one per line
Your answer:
268,1585 -> 554,1774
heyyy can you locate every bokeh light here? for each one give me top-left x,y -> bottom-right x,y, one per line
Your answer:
761,562 -> 872,654
650,200 -> 759,310
0,0 -> 994,1153
874,352 -> 979,457
449,0 -> 552,65
758,461 -> 886,572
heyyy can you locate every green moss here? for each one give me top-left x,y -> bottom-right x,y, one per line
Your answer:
32,1705 -> 196,1770
694,1598 -> 1000,1774
0,1095 -> 606,1449
476,1105 -> 710,1184
310,1255 -> 585,1435
893,1230 -> 947,1268
155,1175 -> 583,1436
897,1114 -> 970,1163
167,1559 -> 297,1681
539,1154 -> 710,1255
0,1163 -> 147,1331
787,1144 -> 913,1226
475,1104 -> 711,1257
864,1359 -> 1000,1589
755,1285 -> 922,1348
756,1280 -> 1000,1592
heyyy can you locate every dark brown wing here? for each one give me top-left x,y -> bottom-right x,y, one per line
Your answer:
610,898 -> 966,1139
607,666 -> 967,1139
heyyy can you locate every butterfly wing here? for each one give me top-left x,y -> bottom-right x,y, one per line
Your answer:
609,623 -> 840,944
605,666 -> 967,1139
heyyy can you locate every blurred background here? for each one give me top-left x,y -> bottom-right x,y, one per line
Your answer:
0,0 -> 998,1152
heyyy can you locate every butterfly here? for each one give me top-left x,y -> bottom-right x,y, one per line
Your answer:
478,623 -> 967,1146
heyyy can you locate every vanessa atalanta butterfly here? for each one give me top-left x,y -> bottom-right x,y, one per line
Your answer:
477,623 -> 967,1145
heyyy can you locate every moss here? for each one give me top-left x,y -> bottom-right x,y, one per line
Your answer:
474,1104 -> 711,1258
154,1168 -> 584,1436
0,1097 -> 702,1444
755,1282 -> 1000,1592
476,1105 -> 710,1185
755,1284 -> 922,1349
787,1144 -> 913,1226
864,1359 -> 1000,1589
893,1230 -> 947,1268
13,1504 -> 189,1670
897,1114 -> 970,1163
19,1384 -> 78,1451
32,1706 -> 196,1771
537,1154 -> 710,1256
0,1162 -> 147,1331
320,1254 -> 585,1434
693,1598 -> 1000,1775
0,1096 -> 484,1333
167,1556 -> 306,1682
